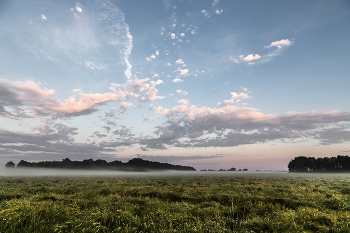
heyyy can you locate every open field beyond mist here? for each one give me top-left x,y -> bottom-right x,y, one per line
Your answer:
1,173 -> 350,232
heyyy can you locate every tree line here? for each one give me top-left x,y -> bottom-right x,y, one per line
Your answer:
5,158 -> 196,171
288,155 -> 350,172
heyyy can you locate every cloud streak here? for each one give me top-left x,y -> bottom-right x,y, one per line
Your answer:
144,103 -> 350,149
0,79 -> 124,118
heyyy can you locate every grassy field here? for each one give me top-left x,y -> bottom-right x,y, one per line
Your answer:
1,172 -> 350,232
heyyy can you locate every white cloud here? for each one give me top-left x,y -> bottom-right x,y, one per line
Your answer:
173,78 -> 183,83
140,87 -> 165,102
178,99 -> 189,105
201,10 -> 210,18
145,50 -> 160,61
175,59 -> 185,66
215,9 -> 223,14
75,3 -> 83,13
180,33 -> 185,37
150,79 -> 163,86
176,89 -> 188,96
213,0 -> 219,6
262,39 -> 293,62
123,28 -> 133,80
218,90 -> 251,106
179,69 -> 189,76
264,39 -> 293,49
41,14 -> 47,21
170,33 -> 176,39
232,39 -> 293,65
240,54 -> 261,62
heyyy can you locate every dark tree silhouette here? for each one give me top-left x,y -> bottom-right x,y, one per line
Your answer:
5,161 -> 15,168
288,155 -> 350,172
9,158 -> 196,171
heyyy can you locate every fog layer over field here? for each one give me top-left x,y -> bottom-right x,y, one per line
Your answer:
0,168 -> 197,177
3,167 -> 350,179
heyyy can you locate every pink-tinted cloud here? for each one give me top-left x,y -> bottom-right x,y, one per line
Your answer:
53,90 -> 124,117
119,101 -> 133,113
0,78 -> 124,118
144,103 -> 350,149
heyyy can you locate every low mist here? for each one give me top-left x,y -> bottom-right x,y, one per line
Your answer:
0,168 -> 199,177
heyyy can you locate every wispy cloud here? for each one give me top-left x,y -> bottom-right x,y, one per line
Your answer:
102,1 -> 134,80
176,89 -> 188,96
84,61 -> 104,70
201,10 -> 210,18
262,39 -> 293,62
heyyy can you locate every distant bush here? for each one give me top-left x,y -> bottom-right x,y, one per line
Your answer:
5,161 -> 15,168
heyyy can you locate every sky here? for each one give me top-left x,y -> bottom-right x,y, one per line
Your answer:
0,0 -> 349,171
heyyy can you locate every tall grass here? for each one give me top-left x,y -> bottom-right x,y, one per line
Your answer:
1,174 -> 350,232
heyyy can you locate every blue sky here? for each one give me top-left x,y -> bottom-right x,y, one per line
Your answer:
0,0 -> 349,170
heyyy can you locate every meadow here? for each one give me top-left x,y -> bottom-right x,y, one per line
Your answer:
1,172 -> 350,232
